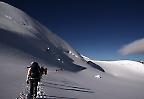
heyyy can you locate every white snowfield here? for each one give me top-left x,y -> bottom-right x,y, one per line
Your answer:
1,1 -> 144,99
94,60 -> 144,78
83,55 -> 144,79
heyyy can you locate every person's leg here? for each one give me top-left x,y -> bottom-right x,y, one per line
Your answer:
34,80 -> 38,97
30,79 -> 34,96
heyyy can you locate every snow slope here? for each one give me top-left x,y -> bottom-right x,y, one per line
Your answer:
0,2 -> 86,98
1,2 -> 144,99
0,1 -> 86,72
83,55 -> 144,79
93,60 -> 144,77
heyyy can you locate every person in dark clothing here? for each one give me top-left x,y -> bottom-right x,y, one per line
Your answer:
40,66 -> 44,76
26,62 -> 41,98
40,67 -> 48,76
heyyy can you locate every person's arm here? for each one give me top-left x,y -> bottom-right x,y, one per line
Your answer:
45,68 -> 48,75
26,68 -> 31,81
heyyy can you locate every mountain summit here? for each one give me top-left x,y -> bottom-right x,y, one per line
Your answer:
0,1 -> 86,71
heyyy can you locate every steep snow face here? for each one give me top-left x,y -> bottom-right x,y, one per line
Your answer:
0,1 -> 85,71
0,1 -> 78,52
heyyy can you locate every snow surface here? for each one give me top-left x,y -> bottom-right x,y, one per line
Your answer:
83,56 -> 144,79
0,2 -> 144,99
93,60 -> 144,75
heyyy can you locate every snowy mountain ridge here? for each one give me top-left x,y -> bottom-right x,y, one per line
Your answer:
82,55 -> 144,79
0,1 -> 79,52
0,1 -> 36,36
0,1 -> 87,72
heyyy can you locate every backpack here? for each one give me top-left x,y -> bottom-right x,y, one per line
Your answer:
31,69 -> 40,78
30,63 -> 41,79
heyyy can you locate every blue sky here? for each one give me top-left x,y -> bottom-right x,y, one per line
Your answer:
2,0 -> 144,60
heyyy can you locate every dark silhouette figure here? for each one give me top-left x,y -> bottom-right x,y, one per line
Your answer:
26,62 -> 41,98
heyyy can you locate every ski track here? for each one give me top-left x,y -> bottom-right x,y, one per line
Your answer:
16,78 -> 81,99
42,84 -> 94,93
42,81 -> 91,90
